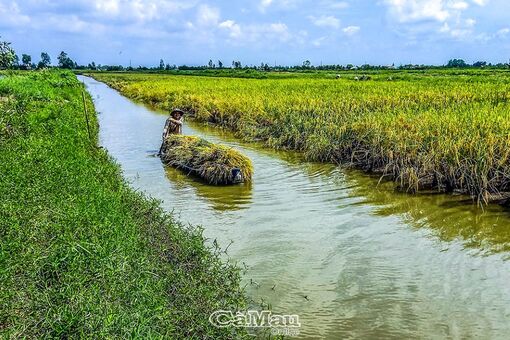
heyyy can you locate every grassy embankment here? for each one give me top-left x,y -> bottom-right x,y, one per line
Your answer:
90,71 -> 510,204
0,71 -> 247,338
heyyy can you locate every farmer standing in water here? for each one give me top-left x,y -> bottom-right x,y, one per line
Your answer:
159,108 -> 185,155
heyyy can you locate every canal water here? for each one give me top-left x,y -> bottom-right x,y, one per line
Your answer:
80,76 -> 510,339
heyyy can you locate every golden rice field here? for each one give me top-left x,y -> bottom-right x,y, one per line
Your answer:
90,71 -> 510,203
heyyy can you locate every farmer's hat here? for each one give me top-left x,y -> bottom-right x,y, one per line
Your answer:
171,108 -> 185,116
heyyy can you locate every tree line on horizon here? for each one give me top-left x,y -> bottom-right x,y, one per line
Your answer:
1,37 -> 510,72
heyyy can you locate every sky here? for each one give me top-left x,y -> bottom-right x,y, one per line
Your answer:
1,0 -> 510,67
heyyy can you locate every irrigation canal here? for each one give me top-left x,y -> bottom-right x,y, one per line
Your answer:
80,75 -> 510,339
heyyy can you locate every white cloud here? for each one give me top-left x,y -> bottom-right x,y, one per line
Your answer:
309,15 -> 341,29
219,20 -> 242,38
260,0 -> 274,8
174,2 -> 296,48
46,14 -> 104,34
312,36 -> 327,46
448,1 -> 469,10
0,1 -> 30,27
258,0 -> 298,12
255,22 -> 290,41
343,25 -> 360,35
470,26 -> 509,42
497,28 -> 510,37
383,0 -> 490,42
196,4 -> 220,26
449,28 -> 470,38
1,0 -> 504,65
435,15 -> 476,39
324,1 -> 350,9
91,0 -> 194,22
218,21 -> 292,45
465,18 -> 476,27
471,0 -> 488,6
95,0 -> 120,15
384,0 -> 451,22
268,23 -> 288,34
439,22 -> 450,32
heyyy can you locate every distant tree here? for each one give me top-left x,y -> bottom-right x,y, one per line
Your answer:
13,54 -> 19,68
57,51 -> 66,68
21,54 -> 32,69
473,61 -> 487,68
447,59 -> 467,68
232,60 -> 242,68
208,59 -> 214,68
38,52 -> 51,69
159,59 -> 164,70
218,60 -> 223,68
302,60 -> 311,68
105,65 -> 124,71
165,63 -> 171,71
260,62 -> 271,71
57,51 -> 75,69
87,61 -> 96,70
0,37 -> 16,69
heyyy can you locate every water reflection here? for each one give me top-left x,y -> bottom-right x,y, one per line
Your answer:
163,165 -> 253,211
191,119 -> 510,255
349,174 -> 510,255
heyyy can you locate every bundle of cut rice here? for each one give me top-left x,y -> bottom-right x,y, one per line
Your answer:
160,135 -> 253,185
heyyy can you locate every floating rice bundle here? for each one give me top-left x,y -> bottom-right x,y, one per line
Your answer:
160,135 -> 253,185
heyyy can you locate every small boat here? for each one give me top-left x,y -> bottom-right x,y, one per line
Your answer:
169,162 -> 244,184
159,134 -> 252,185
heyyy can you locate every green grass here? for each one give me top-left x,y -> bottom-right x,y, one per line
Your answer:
0,71 -> 247,338
90,70 -> 510,204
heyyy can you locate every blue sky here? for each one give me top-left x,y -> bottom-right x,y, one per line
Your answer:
1,0 -> 510,67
